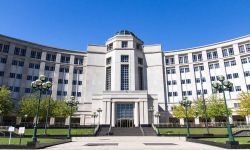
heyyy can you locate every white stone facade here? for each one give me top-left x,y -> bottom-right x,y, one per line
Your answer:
0,31 -> 250,126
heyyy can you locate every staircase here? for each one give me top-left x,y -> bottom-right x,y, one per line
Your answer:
109,127 -> 143,136
96,125 -> 111,136
141,127 -> 157,136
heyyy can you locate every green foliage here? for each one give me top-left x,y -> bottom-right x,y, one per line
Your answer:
206,95 -> 232,118
0,86 -> 14,115
18,94 -> 37,117
237,92 -> 250,122
193,97 -> 207,118
172,104 -> 196,119
18,94 -> 75,119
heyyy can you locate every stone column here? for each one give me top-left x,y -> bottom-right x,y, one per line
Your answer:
80,115 -> 85,126
65,116 -> 70,125
50,117 -> 55,125
139,101 -> 144,125
111,102 -> 115,127
245,115 -> 250,125
179,118 -> 184,125
229,116 -> 233,124
195,117 -> 200,125
134,102 -> 139,127
144,101 -> 149,124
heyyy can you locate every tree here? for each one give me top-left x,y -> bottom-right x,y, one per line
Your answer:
51,100 -> 75,118
206,95 -> 232,118
193,97 -> 206,118
237,92 -> 250,124
172,104 -> 196,119
18,94 -> 37,117
0,86 -> 14,116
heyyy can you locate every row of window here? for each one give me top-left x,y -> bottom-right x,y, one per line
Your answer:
12,60 -> 24,67
227,73 -> 239,79
241,57 -> 250,64
0,57 -> 7,64
14,47 -> 26,56
239,43 -> 250,53
0,44 -> 10,53
57,91 -> 81,97
165,44 -> 250,65
224,60 -> 236,67
9,73 -> 22,79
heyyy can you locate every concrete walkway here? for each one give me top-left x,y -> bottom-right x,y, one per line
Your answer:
46,136 -> 227,150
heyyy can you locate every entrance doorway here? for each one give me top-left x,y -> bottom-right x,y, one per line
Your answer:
115,103 -> 134,128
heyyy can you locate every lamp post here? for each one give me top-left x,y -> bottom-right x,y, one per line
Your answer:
44,88 -> 53,136
66,96 -> 79,139
97,108 -> 102,125
212,75 -> 238,144
180,97 -> 192,137
154,112 -> 160,127
91,112 -> 98,127
24,114 -> 28,127
30,75 -> 52,143
148,106 -> 154,125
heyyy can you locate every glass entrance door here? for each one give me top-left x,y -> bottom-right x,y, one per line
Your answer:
115,103 -> 134,128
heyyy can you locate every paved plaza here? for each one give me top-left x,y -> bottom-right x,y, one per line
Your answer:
46,136 -> 226,150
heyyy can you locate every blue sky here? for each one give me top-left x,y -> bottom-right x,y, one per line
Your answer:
0,0 -> 250,52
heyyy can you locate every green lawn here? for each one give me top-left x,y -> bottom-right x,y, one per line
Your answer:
199,137 -> 250,144
23,128 -> 94,136
0,137 -> 62,145
157,128 -> 249,135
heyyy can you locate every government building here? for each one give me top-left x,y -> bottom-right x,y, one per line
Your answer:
0,30 -> 250,127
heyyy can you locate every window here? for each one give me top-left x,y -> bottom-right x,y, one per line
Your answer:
121,64 -> 129,90
138,67 -> 143,90
235,86 -> 241,92
179,55 -> 188,64
61,55 -> 70,63
3,45 -> 9,53
121,41 -> 128,48
239,45 -> 245,53
25,88 -> 31,93
30,50 -> 42,59
210,76 -> 216,81
14,47 -> 26,56
246,44 -> 250,51
166,57 -> 175,65
121,55 -> 129,62
233,73 -> 239,78
166,68 -> 176,74
244,71 -> 250,77
45,66 -> 55,71
207,50 -> 218,59
172,80 -> 177,85
107,43 -> 113,51
14,87 -> 20,92
136,43 -> 142,50
9,73 -> 15,78
194,66 -> 204,71
106,66 -> 111,90
168,92 -> 172,97
247,84 -> 250,90
106,57 -> 112,65
74,57 -> 83,65
227,74 -> 232,79
46,53 -> 56,61
74,68 -> 82,74
186,79 -> 191,84
0,71 -> 4,76
59,67 -> 69,73
234,103 -> 240,108
222,47 -> 234,57
0,58 -> 7,64
16,74 -> 22,79
180,67 -> 189,73
231,60 -> 236,66
173,92 -> 178,96
192,53 -> 203,62
224,60 -> 236,67
138,58 -> 143,65
241,58 -> 248,64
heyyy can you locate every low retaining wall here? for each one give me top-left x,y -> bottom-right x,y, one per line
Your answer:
0,139 -> 71,149
187,138 -> 250,149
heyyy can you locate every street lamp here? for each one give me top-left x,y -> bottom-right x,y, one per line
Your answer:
66,96 -> 79,139
44,85 -> 53,136
97,108 -> 102,125
154,112 -> 160,127
24,114 -> 28,127
148,106 -> 154,125
30,75 -> 52,143
91,112 -> 98,127
212,75 -> 238,144
180,97 -> 192,137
